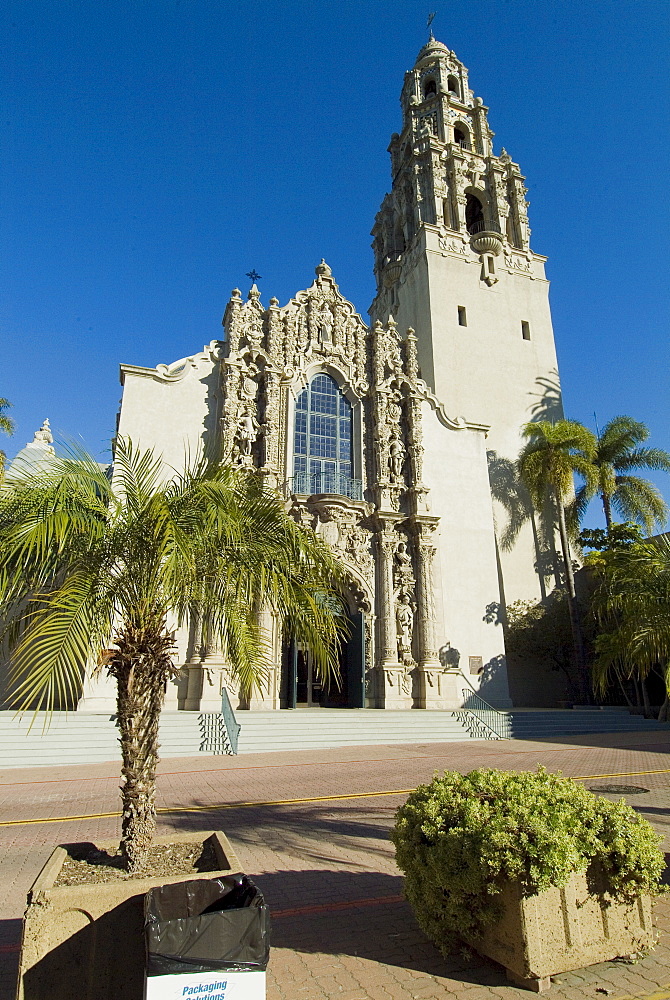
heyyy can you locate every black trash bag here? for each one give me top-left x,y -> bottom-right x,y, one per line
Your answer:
145,874 -> 270,975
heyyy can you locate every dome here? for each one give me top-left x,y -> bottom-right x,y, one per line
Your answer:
416,35 -> 450,64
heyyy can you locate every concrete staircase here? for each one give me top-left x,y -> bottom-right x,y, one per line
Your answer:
0,707 -> 667,770
0,709 -> 471,769
234,710 -> 470,754
507,708 -> 670,740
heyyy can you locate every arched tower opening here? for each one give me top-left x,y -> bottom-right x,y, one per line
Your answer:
465,193 -> 485,234
453,122 -> 470,149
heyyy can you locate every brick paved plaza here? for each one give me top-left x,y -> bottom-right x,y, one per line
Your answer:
2,732 -> 670,999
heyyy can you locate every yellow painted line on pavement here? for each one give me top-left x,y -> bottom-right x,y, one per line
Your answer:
0,787 -> 416,827
573,768 -> 670,781
2,767 -> 670,828
3,736 -> 670,786
615,987 -> 670,1000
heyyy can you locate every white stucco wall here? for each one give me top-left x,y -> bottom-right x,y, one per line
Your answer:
385,228 -> 563,605
420,401 -> 510,707
117,344 -> 222,474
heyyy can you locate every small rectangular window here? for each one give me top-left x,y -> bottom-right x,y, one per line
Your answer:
487,256 -> 495,274
521,320 -> 531,340
458,306 -> 467,327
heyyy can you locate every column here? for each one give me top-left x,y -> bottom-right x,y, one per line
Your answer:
246,605 -> 279,710
376,523 -> 412,709
413,519 -> 460,709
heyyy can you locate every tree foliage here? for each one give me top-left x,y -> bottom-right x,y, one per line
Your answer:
0,398 -> 14,475
0,439 -> 347,869
587,534 -> 670,719
505,592 -> 578,698
518,420 -> 597,700
575,416 -> 670,534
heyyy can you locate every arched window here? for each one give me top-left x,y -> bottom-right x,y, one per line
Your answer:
392,217 -> 406,255
466,193 -> 485,234
453,123 -> 470,149
293,373 -> 358,497
423,78 -> 437,98
447,75 -> 460,98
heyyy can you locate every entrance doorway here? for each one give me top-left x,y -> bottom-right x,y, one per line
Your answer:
283,609 -> 365,709
296,648 -> 323,707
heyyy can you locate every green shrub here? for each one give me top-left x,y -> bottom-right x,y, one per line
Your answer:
391,767 -> 665,951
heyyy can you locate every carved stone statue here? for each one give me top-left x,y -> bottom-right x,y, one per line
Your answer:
246,320 -> 263,351
396,593 -> 414,663
388,432 -> 405,480
318,304 -> 333,344
393,540 -> 413,583
234,408 -> 260,461
347,525 -> 368,562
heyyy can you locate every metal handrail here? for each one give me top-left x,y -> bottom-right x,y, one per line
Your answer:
221,686 -> 241,754
453,674 -> 511,740
288,472 -> 363,501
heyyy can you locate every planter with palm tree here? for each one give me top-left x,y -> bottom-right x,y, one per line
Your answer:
0,438 -> 344,870
518,420 -> 597,703
16,830 -> 241,1000
1,438 -> 346,996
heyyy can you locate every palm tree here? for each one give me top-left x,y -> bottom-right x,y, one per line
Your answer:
575,416 -> 670,534
0,397 -> 14,475
588,536 -> 670,720
0,438 -> 346,872
518,420 -> 597,701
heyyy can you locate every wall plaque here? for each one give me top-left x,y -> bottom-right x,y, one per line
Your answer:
469,655 -> 483,675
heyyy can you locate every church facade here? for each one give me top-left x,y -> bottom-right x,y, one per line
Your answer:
82,38 -> 562,715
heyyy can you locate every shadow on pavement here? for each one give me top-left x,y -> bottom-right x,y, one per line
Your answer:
253,869 -> 509,987
514,731 -> 670,754
161,799 -> 399,871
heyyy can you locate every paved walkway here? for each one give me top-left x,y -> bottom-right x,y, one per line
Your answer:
2,731 -> 670,999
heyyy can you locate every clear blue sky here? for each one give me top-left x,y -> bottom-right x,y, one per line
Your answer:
2,0 -> 669,527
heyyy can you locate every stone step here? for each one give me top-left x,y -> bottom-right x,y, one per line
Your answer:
0,710 -> 473,768
506,710 -> 669,738
0,706 -> 666,770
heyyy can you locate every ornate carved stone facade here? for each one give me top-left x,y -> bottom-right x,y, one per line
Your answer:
95,36 -> 567,715
213,258 -> 470,709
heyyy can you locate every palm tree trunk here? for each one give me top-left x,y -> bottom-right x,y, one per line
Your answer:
555,491 -> 590,703
641,676 -> 651,719
111,621 -> 174,873
614,666 -> 634,708
601,492 -> 613,533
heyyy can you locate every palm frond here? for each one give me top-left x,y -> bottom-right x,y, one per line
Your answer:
612,477 -> 668,532
8,571 -> 112,721
615,447 -> 670,474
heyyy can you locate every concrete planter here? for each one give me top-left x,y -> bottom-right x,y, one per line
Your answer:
467,867 -> 654,992
16,830 -> 241,1000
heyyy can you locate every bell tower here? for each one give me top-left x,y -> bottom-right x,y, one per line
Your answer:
370,37 -> 563,602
